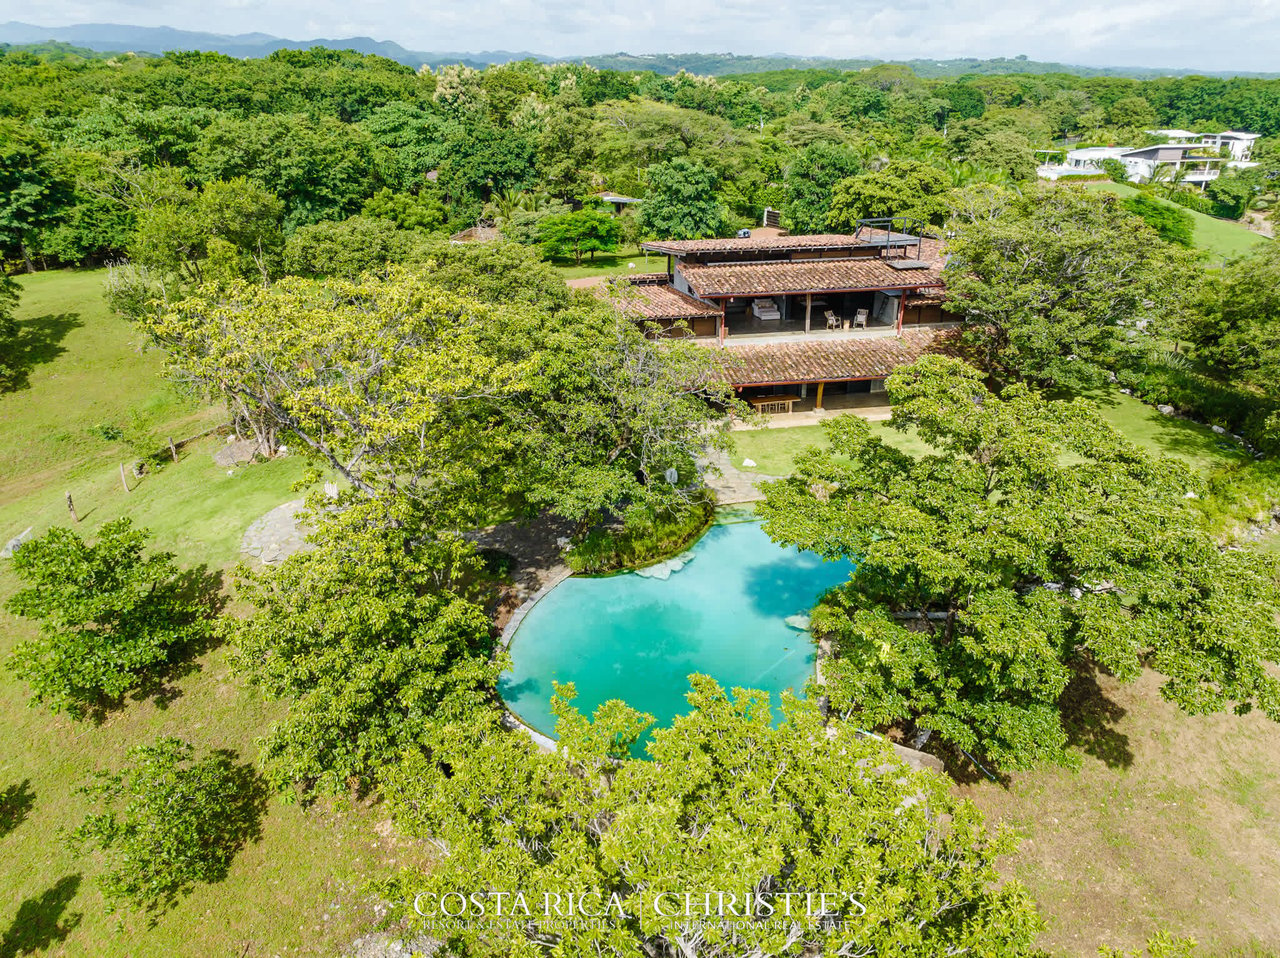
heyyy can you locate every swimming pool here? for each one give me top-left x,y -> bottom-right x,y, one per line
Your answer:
499,516 -> 855,739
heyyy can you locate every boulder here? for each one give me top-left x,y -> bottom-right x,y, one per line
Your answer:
1211,425 -> 1227,435
784,614 -> 811,631
213,437 -> 263,467
1156,404 -> 1176,416
742,458 -> 757,468
1,526 -> 33,559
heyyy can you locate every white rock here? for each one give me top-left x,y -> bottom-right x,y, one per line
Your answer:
1211,425 -> 1226,435
784,614 -> 811,631
742,458 -> 757,468
1157,404 -> 1176,415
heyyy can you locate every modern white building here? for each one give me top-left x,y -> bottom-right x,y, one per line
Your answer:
1149,129 -> 1261,162
1038,130 -> 1261,187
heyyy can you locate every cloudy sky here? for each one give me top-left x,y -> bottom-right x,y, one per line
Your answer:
7,0 -> 1279,72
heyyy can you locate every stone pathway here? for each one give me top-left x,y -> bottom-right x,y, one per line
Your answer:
704,450 -> 782,504
464,514 -> 577,631
239,499 -> 312,564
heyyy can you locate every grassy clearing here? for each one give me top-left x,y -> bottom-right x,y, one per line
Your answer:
1082,181 -> 1269,263
0,269 -> 220,505
0,271 -> 394,957
963,669 -> 1280,956
731,421 -> 933,475
731,387 -> 1245,479
547,245 -> 666,279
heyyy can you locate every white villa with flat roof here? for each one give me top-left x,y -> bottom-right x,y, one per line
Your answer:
1038,130 -> 1260,188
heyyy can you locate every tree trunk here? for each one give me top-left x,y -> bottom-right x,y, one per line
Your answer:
20,242 -> 35,274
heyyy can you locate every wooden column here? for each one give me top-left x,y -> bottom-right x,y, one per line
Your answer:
804,292 -> 812,334
815,381 -> 825,411
719,303 -> 727,345
896,290 -> 906,335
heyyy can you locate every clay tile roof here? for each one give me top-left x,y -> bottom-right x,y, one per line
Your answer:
594,281 -> 722,320
680,258 -> 946,298
641,233 -> 888,255
714,326 -> 962,386
905,290 -> 947,306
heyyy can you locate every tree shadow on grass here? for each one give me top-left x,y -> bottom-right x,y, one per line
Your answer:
57,566 -> 229,724
124,565 -> 227,715
1061,661 -> 1133,769
0,780 -> 34,837
137,750 -> 269,924
0,875 -> 82,958
2,312 -> 83,393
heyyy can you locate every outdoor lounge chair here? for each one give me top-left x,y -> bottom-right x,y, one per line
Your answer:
854,308 -> 869,328
824,310 -> 840,330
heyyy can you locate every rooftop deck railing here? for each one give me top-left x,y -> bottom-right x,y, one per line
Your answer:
853,217 -> 927,260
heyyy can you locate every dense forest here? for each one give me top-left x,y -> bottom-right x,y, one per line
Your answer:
4,39 -> 1280,957
1,43 -> 1279,275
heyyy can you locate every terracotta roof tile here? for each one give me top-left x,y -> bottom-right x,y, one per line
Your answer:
713,326 -> 963,386
595,281 -> 722,320
681,258 -> 946,298
641,233 -> 923,255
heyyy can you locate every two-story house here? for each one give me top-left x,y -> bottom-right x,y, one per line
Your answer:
609,220 -> 961,413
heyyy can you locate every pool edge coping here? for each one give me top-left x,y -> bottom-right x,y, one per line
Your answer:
499,565 -> 574,753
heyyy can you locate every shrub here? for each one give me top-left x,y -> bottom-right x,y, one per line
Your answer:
567,495 -> 715,574
1115,356 -> 1279,454
65,737 -> 266,920
1122,194 -> 1195,247
4,519 -> 209,719
1101,158 -> 1128,183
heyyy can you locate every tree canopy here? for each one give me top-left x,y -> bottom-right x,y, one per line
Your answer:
636,157 -> 726,240
826,160 -> 953,229
66,736 -> 266,918
5,519 -> 209,719
379,677 -> 1043,957
943,185 -> 1198,388
225,498 -> 499,799
758,357 -> 1280,770
143,266 -> 734,526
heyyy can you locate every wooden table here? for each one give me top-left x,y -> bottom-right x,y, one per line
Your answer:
748,394 -> 801,415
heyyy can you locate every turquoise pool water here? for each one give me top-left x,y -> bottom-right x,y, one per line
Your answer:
499,518 -> 855,739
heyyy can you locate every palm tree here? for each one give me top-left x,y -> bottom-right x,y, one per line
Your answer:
1151,161 -> 1188,197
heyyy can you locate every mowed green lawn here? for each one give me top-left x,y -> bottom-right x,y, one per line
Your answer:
732,421 -> 933,474
1083,181 -> 1269,263
0,272 -> 402,957
547,245 -> 667,279
731,387 -> 1246,479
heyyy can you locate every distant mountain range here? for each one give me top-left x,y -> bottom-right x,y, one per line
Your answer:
3,22 -> 1278,79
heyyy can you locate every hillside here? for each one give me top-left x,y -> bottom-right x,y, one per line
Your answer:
4,22 -> 1279,78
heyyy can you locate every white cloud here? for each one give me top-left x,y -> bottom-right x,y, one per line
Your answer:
4,0 -> 1278,71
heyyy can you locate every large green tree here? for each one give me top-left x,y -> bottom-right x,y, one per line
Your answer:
145,266 -> 733,526
0,273 -> 18,389
782,141 -> 862,234
826,160 -> 953,229
128,173 -> 285,286
379,677 -> 1042,957
537,207 -> 620,264
225,498 -> 499,799
943,185 -> 1198,388
758,357 -> 1280,770
5,519 -> 209,719
0,120 -> 70,270
636,157 -> 726,240
1189,242 -> 1280,389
